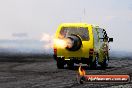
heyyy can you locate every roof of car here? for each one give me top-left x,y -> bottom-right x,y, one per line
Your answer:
59,23 -> 93,27
59,23 -> 105,29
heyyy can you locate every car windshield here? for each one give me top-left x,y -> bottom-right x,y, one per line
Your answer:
59,27 -> 89,41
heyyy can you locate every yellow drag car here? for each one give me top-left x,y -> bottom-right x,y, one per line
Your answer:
53,23 -> 113,69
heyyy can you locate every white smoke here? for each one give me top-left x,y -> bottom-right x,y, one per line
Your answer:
40,33 -> 54,50
0,33 -> 55,56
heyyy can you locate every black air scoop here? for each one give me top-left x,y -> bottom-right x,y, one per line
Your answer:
66,34 -> 82,51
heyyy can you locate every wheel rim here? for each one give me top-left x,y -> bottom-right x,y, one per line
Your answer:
95,56 -> 98,66
105,57 -> 108,66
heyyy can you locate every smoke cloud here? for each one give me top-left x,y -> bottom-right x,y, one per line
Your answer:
0,33 -> 55,56
40,33 -> 54,50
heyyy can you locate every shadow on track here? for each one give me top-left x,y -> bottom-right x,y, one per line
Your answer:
64,65 -> 114,71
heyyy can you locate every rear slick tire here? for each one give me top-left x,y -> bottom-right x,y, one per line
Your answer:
67,62 -> 74,69
57,59 -> 64,69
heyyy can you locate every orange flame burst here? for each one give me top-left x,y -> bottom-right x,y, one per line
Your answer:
78,65 -> 86,76
53,38 -> 67,49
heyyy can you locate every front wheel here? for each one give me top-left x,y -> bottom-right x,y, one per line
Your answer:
89,56 -> 98,69
100,56 -> 109,68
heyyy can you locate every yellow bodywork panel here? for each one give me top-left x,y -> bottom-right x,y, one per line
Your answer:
54,23 -> 94,59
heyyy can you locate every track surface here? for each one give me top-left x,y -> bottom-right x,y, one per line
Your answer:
0,58 -> 131,88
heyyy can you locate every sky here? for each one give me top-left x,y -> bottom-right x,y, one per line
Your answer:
0,0 -> 132,52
